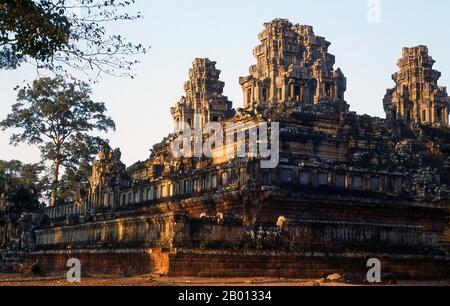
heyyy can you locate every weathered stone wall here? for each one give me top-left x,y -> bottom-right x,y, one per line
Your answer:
35,214 -> 181,250
34,201 -> 446,256
168,249 -> 450,280
26,248 -> 449,280
35,212 -> 245,251
29,249 -> 170,276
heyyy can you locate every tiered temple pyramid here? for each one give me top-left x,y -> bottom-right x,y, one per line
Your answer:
1,19 -> 449,279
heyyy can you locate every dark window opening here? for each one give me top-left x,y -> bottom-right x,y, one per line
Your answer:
336,175 -> 345,188
281,169 -> 293,183
299,172 -> 310,186
318,173 -> 328,186
352,177 -> 362,190
437,109 -> 443,122
247,89 -> 252,105
422,110 -> 427,122
370,178 -> 379,192
294,86 -> 301,102
325,84 -> 332,97
392,110 -> 397,120
262,88 -> 267,101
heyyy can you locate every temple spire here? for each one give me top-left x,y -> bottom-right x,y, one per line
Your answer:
384,46 -> 450,127
239,18 -> 347,113
171,58 -> 233,131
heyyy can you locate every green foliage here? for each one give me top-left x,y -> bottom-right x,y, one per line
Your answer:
57,159 -> 91,206
0,76 -> 115,206
0,0 -> 147,79
0,159 -> 46,208
0,0 -> 70,69
0,160 -> 22,178
0,160 -> 45,188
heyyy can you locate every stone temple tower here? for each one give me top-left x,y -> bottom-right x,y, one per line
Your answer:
239,19 -> 347,112
171,58 -> 233,131
384,46 -> 450,127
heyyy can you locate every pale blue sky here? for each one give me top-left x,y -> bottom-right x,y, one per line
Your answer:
0,0 -> 449,166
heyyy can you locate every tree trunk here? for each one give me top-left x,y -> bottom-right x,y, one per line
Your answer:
50,159 -> 60,207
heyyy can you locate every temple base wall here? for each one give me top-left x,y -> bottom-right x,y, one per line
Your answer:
169,249 -> 450,280
26,193 -> 449,280
27,249 -> 449,280
34,217 -> 442,254
28,249 -> 169,276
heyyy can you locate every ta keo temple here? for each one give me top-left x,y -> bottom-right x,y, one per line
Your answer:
1,19 -> 450,279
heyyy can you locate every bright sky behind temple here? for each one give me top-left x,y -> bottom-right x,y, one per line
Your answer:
0,0 -> 449,166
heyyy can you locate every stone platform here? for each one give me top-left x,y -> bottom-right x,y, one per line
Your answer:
28,248 -> 449,280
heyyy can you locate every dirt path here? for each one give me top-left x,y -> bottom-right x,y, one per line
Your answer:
0,274 -> 448,286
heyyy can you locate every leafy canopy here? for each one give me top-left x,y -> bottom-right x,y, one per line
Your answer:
0,0 -> 147,79
0,76 -> 115,205
1,76 -> 115,158
0,159 -> 46,210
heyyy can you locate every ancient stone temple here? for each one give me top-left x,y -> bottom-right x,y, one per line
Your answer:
239,19 -> 347,112
85,147 -> 128,211
1,19 -> 449,279
0,182 -> 14,250
171,58 -> 234,131
0,178 -> 41,262
384,46 -> 450,126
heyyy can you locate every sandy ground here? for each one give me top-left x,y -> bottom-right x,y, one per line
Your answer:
0,274 -> 448,286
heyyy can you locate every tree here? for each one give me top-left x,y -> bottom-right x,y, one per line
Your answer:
0,159 -> 46,204
0,159 -> 46,185
0,76 -> 115,206
0,0 -> 147,79
56,138 -> 104,206
0,160 -> 23,179
57,160 -> 90,205
0,0 -> 70,69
